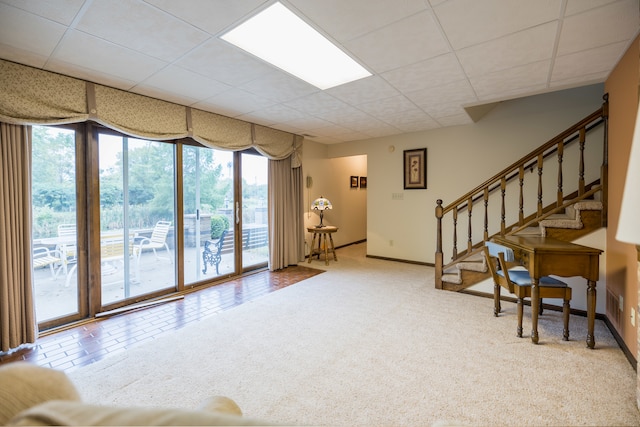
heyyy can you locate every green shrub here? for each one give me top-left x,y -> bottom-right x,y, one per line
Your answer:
210,214 -> 230,239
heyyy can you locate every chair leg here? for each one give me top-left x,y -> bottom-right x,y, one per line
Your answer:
539,298 -> 544,315
494,284 -> 501,317
516,298 -> 524,338
562,299 -> 570,341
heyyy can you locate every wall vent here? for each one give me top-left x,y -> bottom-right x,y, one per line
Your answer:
606,288 -> 622,328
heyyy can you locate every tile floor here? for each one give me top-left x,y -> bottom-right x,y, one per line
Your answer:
0,265 -> 324,372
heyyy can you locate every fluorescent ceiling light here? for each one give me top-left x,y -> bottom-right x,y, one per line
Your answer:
220,2 -> 371,90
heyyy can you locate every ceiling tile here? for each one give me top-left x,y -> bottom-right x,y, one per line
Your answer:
177,39 -> 275,87
193,88 -> 276,117
552,41 -> 629,82
75,0 -> 210,62
434,0 -> 563,49
0,3 -> 67,59
284,92 -> 350,116
356,95 -> 418,117
381,53 -> 466,93
144,0 -> 265,35
240,71 -> 318,103
557,0 -> 640,55
565,0 -> 619,16
135,65 -> 231,101
0,0 -> 85,25
45,58 -> 138,91
344,10 -> 450,73
326,76 -> 401,105
407,79 -> 477,112
289,0 -> 428,42
470,60 -> 551,100
51,30 -> 167,83
457,22 -> 558,76
239,103 -> 309,125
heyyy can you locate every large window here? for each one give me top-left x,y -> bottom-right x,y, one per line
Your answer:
31,125 -> 269,329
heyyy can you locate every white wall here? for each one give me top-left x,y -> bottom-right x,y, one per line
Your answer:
316,84 -> 605,263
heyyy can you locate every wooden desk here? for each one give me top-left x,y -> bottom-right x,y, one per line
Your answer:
307,226 -> 338,265
492,235 -> 602,348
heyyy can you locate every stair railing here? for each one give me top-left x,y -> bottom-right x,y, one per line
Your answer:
435,95 -> 609,289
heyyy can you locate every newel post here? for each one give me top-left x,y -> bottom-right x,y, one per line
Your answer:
435,199 -> 444,289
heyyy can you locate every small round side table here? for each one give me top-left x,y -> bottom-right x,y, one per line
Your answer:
307,226 -> 338,265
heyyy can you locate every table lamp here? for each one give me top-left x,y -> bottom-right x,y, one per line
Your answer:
311,196 -> 332,228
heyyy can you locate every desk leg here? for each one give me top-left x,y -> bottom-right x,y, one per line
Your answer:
530,279 -> 540,344
328,233 -> 337,261
586,279 -> 596,349
308,232 -> 317,263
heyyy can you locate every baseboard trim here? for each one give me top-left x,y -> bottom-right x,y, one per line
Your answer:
366,254 -> 433,266
462,289 -> 637,370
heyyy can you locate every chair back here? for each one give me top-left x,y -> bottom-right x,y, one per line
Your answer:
483,242 -> 516,294
58,224 -> 76,237
150,221 -> 171,244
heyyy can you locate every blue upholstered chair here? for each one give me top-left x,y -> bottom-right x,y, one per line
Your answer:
483,241 -> 572,340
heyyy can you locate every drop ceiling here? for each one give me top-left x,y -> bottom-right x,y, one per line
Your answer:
0,0 -> 638,144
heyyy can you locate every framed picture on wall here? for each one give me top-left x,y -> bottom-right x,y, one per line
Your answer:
350,176 -> 359,188
403,148 -> 427,189
360,176 -> 367,188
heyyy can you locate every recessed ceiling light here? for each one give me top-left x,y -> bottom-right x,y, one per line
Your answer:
220,2 -> 371,90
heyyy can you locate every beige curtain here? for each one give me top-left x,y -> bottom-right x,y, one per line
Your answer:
268,156 -> 305,270
0,122 -> 37,353
0,59 -> 301,160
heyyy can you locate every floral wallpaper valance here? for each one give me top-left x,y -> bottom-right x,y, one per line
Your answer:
0,59 -> 302,162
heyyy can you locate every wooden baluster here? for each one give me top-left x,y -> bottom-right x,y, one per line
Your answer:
435,199 -> 443,289
537,154 -> 543,216
467,196 -> 473,254
557,140 -> 564,207
579,127 -> 586,196
500,177 -> 506,235
483,187 -> 489,241
518,166 -> 524,226
452,207 -> 458,259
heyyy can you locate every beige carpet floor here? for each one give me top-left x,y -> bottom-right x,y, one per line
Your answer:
68,243 -> 640,426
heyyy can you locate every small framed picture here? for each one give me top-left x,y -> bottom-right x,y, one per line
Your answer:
404,148 -> 427,189
350,176 -> 359,188
359,176 -> 367,188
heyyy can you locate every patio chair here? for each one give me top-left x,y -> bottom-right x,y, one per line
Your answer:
33,247 -> 64,280
137,221 -> 172,263
57,224 -> 77,265
202,230 -> 228,275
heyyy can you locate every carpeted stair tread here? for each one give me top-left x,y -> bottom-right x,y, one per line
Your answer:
539,200 -> 603,236
514,227 -> 541,236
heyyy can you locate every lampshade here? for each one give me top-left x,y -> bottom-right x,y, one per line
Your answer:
616,99 -> 640,246
311,196 -> 332,211
311,196 -> 332,228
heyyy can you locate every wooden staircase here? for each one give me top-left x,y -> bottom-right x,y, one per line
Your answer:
435,95 -> 609,291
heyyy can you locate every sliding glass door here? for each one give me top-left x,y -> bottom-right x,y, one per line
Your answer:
98,133 -> 176,304
183,145 -> 235,284
31,125 -> 269,329
241,152 -> 268,270
31,126 -> 80,322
